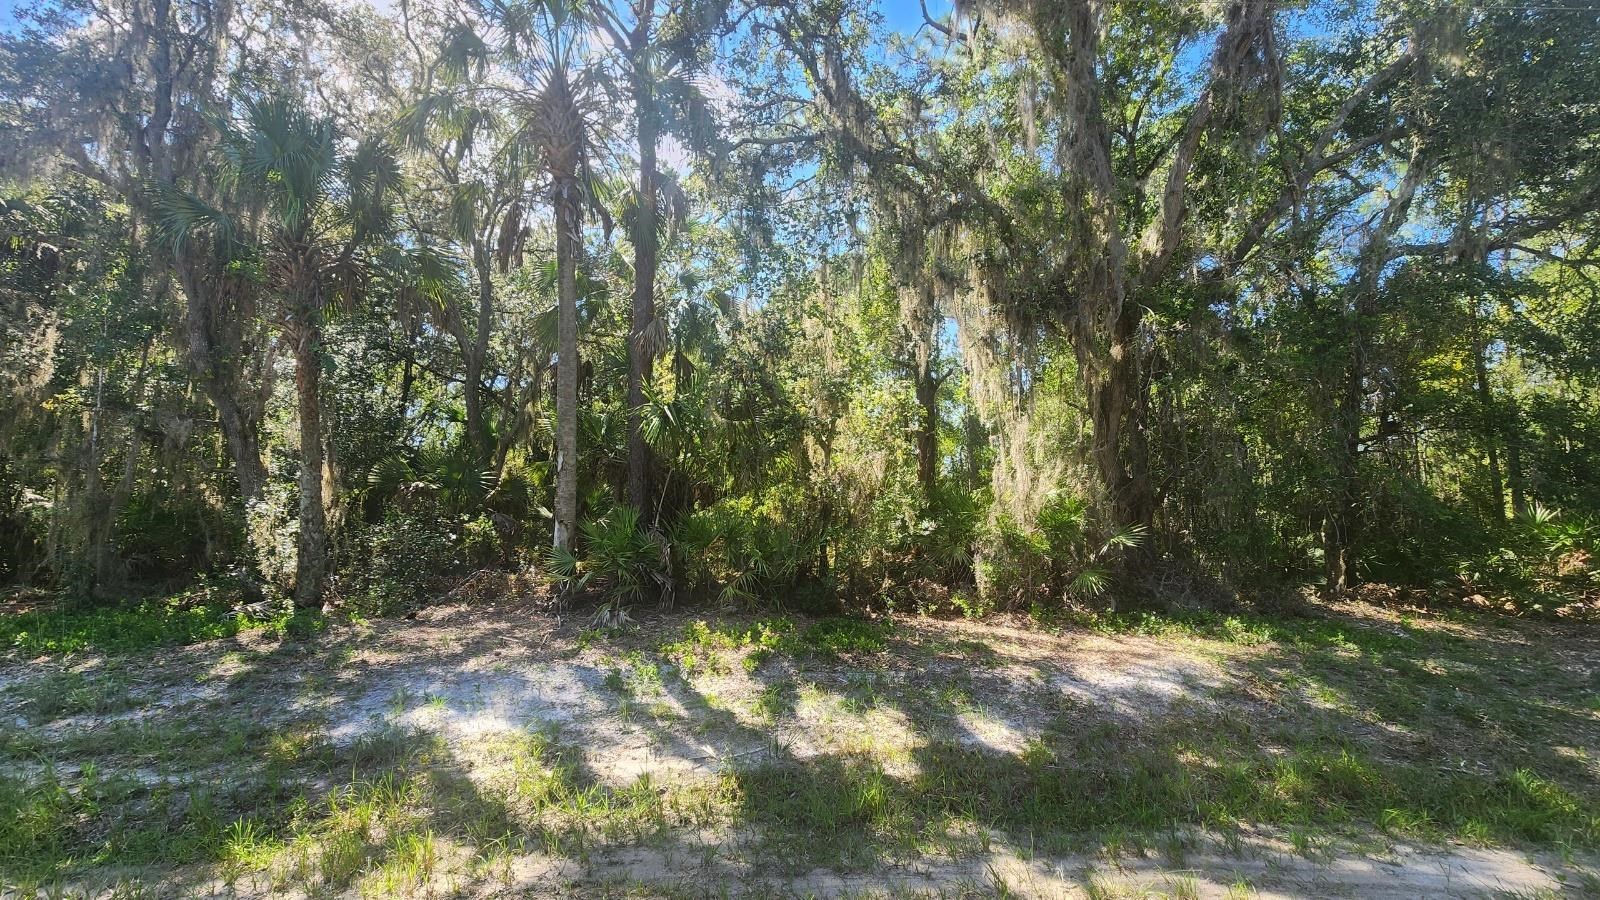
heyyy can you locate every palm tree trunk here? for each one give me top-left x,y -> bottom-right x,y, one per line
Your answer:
292,313 -> 329,608
627,61 -> 658,518
553,183 -> 581,553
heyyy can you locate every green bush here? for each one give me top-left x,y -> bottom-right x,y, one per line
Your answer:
546,505 -> 670,611
670,489 -> 825,605
1455,504 -> 1598,614
975,493 -> 1145,612
336,508 -> 464,615
461,514 -> 504,566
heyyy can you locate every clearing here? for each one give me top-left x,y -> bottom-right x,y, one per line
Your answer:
2,598 -> 1599,898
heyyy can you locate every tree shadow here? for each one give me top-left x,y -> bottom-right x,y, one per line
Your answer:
636,606 -> 1600,888
7,600 -> 1597,895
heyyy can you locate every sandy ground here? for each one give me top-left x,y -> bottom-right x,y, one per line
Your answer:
3,600 -> 1595,898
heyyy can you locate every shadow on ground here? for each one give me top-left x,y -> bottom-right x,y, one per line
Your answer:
1,600 -> 1596,896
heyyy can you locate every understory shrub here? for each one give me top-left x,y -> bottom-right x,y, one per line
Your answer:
976,492 -> 1145,613
335,508 -> 464,615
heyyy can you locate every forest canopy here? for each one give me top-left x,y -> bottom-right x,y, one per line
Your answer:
2,0 -> 1598,620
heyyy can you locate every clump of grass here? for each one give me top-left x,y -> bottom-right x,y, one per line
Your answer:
362,828 -> 437,896
798,618 -> 892,655
0,593 -> 320,655
659,617 -> 795,674
658,615 -> 892,675
754,681 -> 796,722
220,818 -> 281,878
12,669 -> 138,722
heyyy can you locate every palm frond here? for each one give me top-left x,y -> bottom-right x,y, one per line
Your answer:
1068,566 -> 1110,598
148,183 -> 240,253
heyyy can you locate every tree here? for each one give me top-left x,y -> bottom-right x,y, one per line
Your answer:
0,0 -> 275,506
160,97 -> 400,606
390,2 -> 538,465
585,0 -> 724,519
512,0 -> 613,554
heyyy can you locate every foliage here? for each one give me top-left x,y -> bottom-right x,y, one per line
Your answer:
669,489 -> 825,607
336,508 -> 465,616
0,0 -> 1598,624
1456,505 -> 1599,615
0,588 -> 307,655
546,505 -> 669,615
976,493 -> 1147,613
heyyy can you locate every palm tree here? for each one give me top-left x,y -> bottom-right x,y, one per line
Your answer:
159,96 -> 400,606
509,0 -> 613,554
588,0 -> 725,519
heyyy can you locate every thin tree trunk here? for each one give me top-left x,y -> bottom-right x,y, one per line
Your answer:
914,365 -> 939,497
1471,323 -> 1505,521
465,241 -> 493,459
627,46 -> 658,518
494,361 -> 542,477
1507,394 -> 1527,515
292,315 -> 329,608
398,318 -> 417,424
903,279 -> 942,501
1325,336 -> 1364,595
553,184 -> 581,553
81,360 -> 111,594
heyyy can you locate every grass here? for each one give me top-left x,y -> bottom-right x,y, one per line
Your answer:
11,668 -> 139,722
731,718 -> 1598,870
0,592 -> 321,656
656,615 -> 892,675
2,599 -> 1597,894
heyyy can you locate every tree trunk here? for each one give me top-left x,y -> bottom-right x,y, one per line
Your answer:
1322,141 -> 1427,595
217,398 -> 269,503
1082,304 -> 1155,535
292,315 -> 329,608
962,411 -> 984,486
81,362 -> 112,593
627,52 -> 658,518
900,278 -> 942,501
398,318 -> 417,424
1325,341 -> 1363,595
176,266 -> 267,502
465,241 -> 493,460
1507,394 -> 1527,515
553,183 -> 581,553
1471,321 -> 1505,521
914,364 -> 939,498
